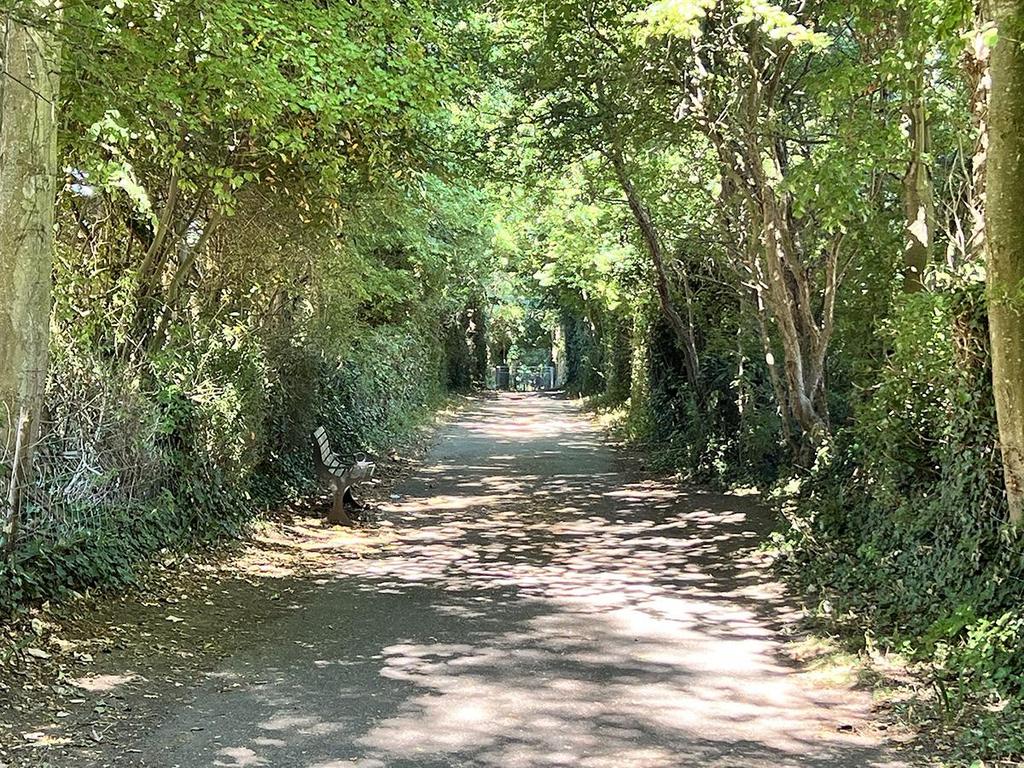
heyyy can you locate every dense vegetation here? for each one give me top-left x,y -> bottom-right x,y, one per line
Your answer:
0,0 -> 493,608
3,0 -> 1024,760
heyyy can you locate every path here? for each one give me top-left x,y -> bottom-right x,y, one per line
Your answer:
17,394 -> 906,767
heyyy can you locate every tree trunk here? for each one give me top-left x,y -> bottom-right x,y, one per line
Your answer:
754,172 -> 832,454
608,151 -> 704,404
902,71 -> 934,293
983,0 -> 1024,524
148,213 -> 221,350
0,9 -> 61,553
751,286 -> 794,450
710,131 -> 835,460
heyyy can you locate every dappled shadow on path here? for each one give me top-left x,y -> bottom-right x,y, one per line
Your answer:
137,394 -> 901,768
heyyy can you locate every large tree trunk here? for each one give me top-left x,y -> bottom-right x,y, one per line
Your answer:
902,71 -> 934,293
983,0 -> 1024,524
0,9 -> 61,552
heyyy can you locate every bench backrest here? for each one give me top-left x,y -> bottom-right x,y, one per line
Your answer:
312,426 -> 344,473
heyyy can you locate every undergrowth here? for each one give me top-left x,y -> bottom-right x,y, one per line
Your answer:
778,288 -> 1024,763
0,322 -> 462,616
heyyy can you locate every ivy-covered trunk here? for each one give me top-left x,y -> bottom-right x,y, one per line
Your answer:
0,8 -> 61,552
983,0 -> 1024,524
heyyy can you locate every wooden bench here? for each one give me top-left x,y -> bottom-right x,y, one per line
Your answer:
312,426 -> 375,526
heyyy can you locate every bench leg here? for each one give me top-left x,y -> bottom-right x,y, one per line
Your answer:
327,484 -> 354,526
343,487 -> 365,510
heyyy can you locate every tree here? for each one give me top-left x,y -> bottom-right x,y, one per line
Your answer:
982,0 -> 1024,524
636,0 -> 846,456
0,4 -> 61,553
495,0 -> 706,401
53,0 -> 474,355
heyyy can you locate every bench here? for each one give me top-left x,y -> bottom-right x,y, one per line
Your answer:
312,426 -> 376,526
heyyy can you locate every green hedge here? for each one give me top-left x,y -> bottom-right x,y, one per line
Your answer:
0,320 -> 463,614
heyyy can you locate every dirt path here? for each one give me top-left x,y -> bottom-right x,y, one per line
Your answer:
3,393 -> 909,767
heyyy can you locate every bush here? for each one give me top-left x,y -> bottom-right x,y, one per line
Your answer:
0,315 -> 461,615
780,285 -> 1024,757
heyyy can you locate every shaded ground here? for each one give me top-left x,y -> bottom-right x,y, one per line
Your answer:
2,393 -> 913,767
